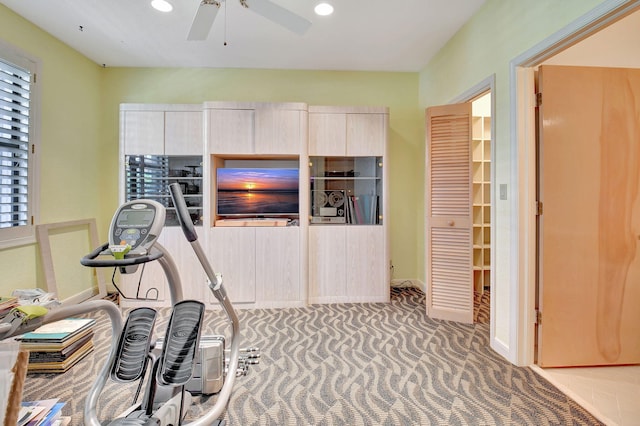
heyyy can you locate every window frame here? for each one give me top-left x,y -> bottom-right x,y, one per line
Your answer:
0,40 -> 40,249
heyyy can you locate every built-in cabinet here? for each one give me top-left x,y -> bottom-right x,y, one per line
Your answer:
120,104 -> 204,225
207,227 -> 301,306
472,115 -> 491,293
307,106 -> 389,304
204,102 -> 308,308
121,106 -> 202,155
309,106 -> 386,156
309,225 -> 387,303
119,102 -> 388,308
206,102 -> 306,155
119,104 -> 205,308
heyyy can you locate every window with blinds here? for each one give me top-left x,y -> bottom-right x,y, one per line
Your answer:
0,54 -> 33,245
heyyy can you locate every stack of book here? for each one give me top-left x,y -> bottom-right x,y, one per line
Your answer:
0,296 -> 19,318
18,318 -> 96,373
19,398 -> 68,426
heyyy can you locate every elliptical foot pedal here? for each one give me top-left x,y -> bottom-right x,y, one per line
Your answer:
112,307 -> 157,383
158,300 -> 205,386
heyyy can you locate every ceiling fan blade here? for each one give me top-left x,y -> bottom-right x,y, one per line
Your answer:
187,0 -> 221,41
242,0 -> 312,35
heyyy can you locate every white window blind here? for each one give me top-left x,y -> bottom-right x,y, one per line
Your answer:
0,46 -> 36,250
0,58 -> 30,229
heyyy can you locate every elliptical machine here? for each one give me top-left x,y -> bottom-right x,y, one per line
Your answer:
1,184 -> 242,425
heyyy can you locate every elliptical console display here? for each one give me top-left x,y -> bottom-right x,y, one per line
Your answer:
81,199 -> 166,270
109,200 -> 165,254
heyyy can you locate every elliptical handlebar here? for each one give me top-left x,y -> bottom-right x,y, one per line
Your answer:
170,182 -> 198,242
80,242 -> 164,268
168,182 -> 241,426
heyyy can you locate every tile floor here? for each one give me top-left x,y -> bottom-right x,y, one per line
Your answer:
533,365 -> 640,426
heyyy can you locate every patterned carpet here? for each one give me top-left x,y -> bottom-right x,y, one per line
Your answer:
21,288 -> 603,425
474,289 -> 491,324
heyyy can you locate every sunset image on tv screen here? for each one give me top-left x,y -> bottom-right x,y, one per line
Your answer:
217,168 -> 299,216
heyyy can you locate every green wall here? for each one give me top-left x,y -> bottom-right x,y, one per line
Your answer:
418,0 -> 607,352
0,6 -> 105,297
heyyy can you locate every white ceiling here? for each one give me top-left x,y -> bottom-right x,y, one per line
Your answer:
0,0 -> 486,72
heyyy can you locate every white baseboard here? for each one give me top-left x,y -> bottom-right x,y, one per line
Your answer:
61,287 -> 103,305
391,279 -> 426,292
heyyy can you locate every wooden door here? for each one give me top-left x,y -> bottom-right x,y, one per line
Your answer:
425,103 -> 473,323
538,65 -> 640,367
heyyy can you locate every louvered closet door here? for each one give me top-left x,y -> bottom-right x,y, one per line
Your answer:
425,103 -> 473,323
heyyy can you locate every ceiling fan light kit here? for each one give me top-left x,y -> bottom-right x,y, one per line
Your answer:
314,2 -> 334,16
151,0 -> 173,13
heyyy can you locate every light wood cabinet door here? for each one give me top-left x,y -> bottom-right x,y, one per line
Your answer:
208,227 -> 256,303
309,113 -> 347,156
208,109 -> 254,154
165,111 -> 203,155
346,113 -> 386,156
255,227 -> 300,302
255,109 -> 302,154
308,226 -> 347,303
119,231 -> 169,306
161,227 -> 205,302
346,226 -> 387,301
119,228 -> 208,307
123,111 -> 164,155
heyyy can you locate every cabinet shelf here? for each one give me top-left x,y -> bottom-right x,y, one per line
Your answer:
127,176 -> 202,181
125,154 -> 203,226
471,111 -> 491,293
310,156 -> 383,225
310,176 -> 381,181
126,194 -> 202,199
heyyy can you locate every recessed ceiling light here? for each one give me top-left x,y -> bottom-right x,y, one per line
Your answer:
314,2 -> 334,16
151,0 -> 173,12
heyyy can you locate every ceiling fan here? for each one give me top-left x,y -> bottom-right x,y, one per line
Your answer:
187,0 -> 312,40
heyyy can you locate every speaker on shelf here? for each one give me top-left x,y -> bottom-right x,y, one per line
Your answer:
311,190 -> 346,223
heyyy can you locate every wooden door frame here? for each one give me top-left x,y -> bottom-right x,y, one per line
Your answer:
510,0 -> 640,366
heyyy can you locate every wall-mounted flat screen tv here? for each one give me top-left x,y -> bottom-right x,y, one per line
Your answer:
217,168 -> 299,217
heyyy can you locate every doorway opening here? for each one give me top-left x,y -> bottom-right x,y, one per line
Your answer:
512,3 -> 640,424
471,91 -> 492,325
